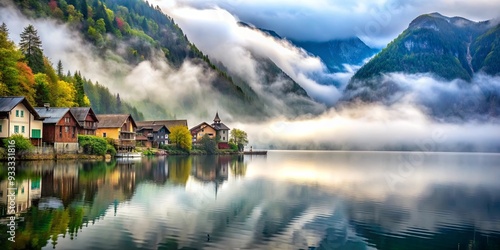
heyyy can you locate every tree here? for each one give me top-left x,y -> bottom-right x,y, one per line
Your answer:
34,73 -> 51,106
230,129 -> 248,152
199,134 -> 217,154
0,22 -> 8,35
19,24 -> 45,74
169,125 -> 192,151
57,60 -> 63,77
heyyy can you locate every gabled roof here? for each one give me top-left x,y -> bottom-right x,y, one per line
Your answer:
189,122 -> 215,133
212,122 -> 230,131
70,107 -> 99,126
96,114 -> 137,128
34,107 -> 75,124
0,96 -> 42,119
137,124 -> 169,133
137,120 -> 188,130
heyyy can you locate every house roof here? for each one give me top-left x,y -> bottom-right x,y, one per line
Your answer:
189,122 -> 215,133
96,114 -> 137,128
70,107 -> 99,126
137,124 -> 169,133
0,96 -> 42,119
34,107 -> 75,124
212,122 -> 230,131
137,120 -> 188,130
213,112 -> 221,123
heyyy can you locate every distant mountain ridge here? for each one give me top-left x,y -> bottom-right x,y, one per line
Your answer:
350,12 -> 498,83
237,22 -> 377,74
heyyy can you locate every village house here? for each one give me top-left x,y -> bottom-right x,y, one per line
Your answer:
34,106 -> 80,153
211,112 -> 230,149
137,120 -> 188,144
190,112 -> 230,149
190,122 -> 217,143
96,114 -> 137,151
135,124 -> 169,148
70,107 -> 99,135
0,96 -> 44,146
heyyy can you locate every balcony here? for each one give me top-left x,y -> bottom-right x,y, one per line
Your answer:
115,131 -> 136,148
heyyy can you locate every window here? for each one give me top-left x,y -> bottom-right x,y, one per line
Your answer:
65,126 -> 69,133
0,125 -> 2,132
103,132 -> 107,138
20,110 -> 24,117
65,117 -> 70,123
21,126 -> 25,133
15,110 -> 19,117
32,129 -> 41,139
14,125 -> 19,133
59,126 -> 62,137
72,127 -> 76,138
223,137 -> 225,140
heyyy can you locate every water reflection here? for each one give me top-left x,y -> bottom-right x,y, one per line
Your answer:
0,152 -> 498,250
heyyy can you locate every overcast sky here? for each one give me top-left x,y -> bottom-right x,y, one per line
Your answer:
154,0 -> 500,48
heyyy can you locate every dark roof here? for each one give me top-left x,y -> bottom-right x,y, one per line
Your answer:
212,122 -> 230,131
34,107 -> 74,124
137,120 -> 188,130
70,107 -> 99,126
0,96 -> 42,119
213,112 -> 221,123
137,124 -> 169,133
96,114 -> 137,128
189,122 -> 214,133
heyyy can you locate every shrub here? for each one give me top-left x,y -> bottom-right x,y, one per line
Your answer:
78,135 -> 109,156
2,134 -> 33,155
199,134 -> 217,155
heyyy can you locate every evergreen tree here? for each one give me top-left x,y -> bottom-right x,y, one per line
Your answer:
57,60 -> 63,78
0,22 -> 8,35
79,0 -> 89,19
74,71 -> 86,106
19,24 -> 45,74
116,93 -> 122,112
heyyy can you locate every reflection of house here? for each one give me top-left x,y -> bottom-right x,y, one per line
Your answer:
41,164 -> 79,207
0,96 -> 44,146
136,124 -> 169,148
137,120 -> 188,144
70,107 -> 99,135
34,106 -> 80,153
190,122 -> 217,143
96,114 -> 137,151
0,178 -> 42,215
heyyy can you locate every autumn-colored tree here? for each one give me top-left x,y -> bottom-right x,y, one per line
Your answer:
169,125 -> 192,151
19,24 -> 45,74
55,80 -> 77,107
16,61 -> 36,105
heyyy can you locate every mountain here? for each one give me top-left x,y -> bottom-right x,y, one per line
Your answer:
237,22 -> 377,74
350,13 -> 497,83
5,0 -> 314,120
343,13 -> 500,121
292,38 -> 378,73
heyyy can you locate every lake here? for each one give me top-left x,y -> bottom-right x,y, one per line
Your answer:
1,151 -> 500,249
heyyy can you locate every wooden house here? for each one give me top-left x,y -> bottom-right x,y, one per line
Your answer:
189,122 -> 217,143
137,120 -> 187,144
0,96 -> 44,146
34,106 -> 80,153
70,107 -> 99,135
96,114 -> 137,151
135,124 -> 169,148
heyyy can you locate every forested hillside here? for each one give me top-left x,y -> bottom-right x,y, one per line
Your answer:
0,22 -> 144,120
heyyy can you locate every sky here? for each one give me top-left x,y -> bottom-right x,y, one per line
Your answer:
154,0 -> 500,47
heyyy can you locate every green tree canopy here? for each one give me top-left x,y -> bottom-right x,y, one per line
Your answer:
230,128 -> 249,151
19,24 -> 45,74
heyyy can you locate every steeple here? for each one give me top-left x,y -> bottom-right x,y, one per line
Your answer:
213,111 -> 221,124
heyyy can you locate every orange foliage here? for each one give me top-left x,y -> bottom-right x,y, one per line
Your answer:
16,61 -> 36,105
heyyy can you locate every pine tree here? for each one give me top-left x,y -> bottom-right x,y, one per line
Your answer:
79,0 -> 89,19
19,24 -> 45,74
57,60 -> 63,78
74,71 -> 86,106
0,22 -> 8,35
116,93 -> 122,112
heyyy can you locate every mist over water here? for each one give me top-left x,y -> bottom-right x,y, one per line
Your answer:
1,3 -> 500,152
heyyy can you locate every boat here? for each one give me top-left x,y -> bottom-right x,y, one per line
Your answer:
243,151 -> 267,155
115,152 -> 142,158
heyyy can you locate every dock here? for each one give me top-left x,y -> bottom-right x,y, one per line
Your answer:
243,151 -> 267,155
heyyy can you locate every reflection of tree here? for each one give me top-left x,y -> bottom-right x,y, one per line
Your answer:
168,156 -> 192,185
230,155 -> 247,177
2,206 -> 84,250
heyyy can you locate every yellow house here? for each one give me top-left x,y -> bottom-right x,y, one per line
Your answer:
189,122 -> 217,143
0,96 -> 44,145
95,114 -> 137,151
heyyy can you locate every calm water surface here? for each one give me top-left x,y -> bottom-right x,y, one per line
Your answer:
1,151 -> 500,249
